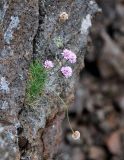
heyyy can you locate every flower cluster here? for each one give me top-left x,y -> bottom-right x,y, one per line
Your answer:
61,49 -> 77,63
61,66 -> 72,78
44,60 -> 54,69
44,49 -> 76,78
43,49 -> 79,140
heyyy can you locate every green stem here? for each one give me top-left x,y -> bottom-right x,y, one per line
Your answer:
54,91 -> 74,134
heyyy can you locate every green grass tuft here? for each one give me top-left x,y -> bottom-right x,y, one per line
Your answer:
26,60 -> 47,103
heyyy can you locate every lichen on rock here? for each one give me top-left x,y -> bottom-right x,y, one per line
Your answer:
4,16 -> 20,44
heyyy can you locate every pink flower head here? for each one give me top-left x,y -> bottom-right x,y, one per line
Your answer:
44,60 -> 54,69
61,66 -> 73,78
61,49 -> 77,63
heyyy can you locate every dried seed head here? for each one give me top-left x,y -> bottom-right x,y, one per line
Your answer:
59,12 -> 69,22
72,131 -> 80,140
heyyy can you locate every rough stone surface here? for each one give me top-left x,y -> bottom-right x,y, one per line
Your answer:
18,0 -> 99,159
0,0 -> 39,159
0,0 -> 99,159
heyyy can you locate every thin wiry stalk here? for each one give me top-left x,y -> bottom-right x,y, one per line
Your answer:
54,91 -> 74,134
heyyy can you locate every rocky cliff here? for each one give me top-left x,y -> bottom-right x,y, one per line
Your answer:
0,0 -> 98,159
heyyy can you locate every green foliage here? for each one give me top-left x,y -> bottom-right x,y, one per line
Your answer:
54,36 -> 63,48
26,60 -> 47,103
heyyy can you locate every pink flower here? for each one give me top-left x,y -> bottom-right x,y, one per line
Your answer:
61,66 -> 73,78
61,49 -> 77,63
44,60 -> 54,69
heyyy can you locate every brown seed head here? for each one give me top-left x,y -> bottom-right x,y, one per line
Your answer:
72,131 -> 80,140
59,12 -> 69,22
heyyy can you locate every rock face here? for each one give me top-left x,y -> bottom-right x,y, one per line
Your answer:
0,0 -> 39,159
0,0 -> 98,159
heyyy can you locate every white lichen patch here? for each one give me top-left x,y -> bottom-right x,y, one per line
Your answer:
0,77 -> 10,93
1,46 -> 14,57
0,126 -> 4,133
0,0 -> 8,21
0,137 -> 5,147
7,132 -> 15,140
4,16 -> 20,44
89,0 -> 95,5
81,14 -> 92,35
0,101 -> 9,109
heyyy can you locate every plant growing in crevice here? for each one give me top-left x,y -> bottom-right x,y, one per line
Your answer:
44,49 -> 80,140
26,50 -> 80,139
26,60 -> 47,104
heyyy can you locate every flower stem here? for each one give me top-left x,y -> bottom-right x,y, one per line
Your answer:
54,91 -> 74,134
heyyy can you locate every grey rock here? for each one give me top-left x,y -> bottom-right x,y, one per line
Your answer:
0,0 -> 39,159
0,0 -> 99,159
